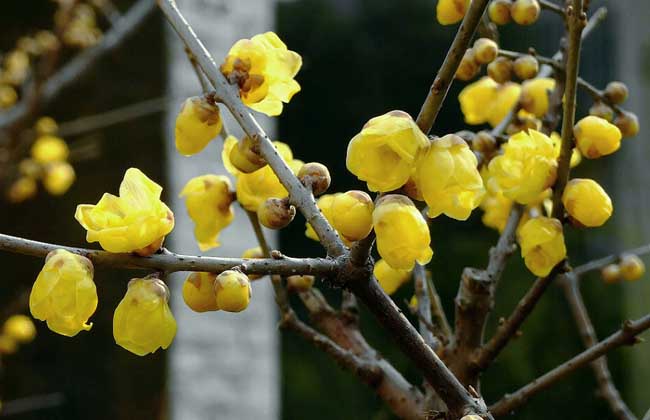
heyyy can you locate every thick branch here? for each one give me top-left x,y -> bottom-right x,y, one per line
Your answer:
490,313 -> 650,416
415,0 -> 490,134
0,233 -> 337,276
157,0 -> 346,257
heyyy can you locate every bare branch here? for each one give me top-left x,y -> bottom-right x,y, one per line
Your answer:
539,0 -> 565,16
577,77 -> 625,114
0,233 -> 337,277
490,313 -> 650,416
497,50 -> 562,69
414,263 -> 438,349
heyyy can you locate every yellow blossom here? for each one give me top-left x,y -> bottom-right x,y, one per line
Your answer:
305,193 -> 351,246
174,96 -> 222,156
346,111 -> 429,192
374,259 -> 412,295
221,32 -> 301,116
113,277 -> 177,356
562,179 -> 612,227
415,134 -> 485,220
31,135 -> 69,163
480,190 -> 513,232
29,249 -> 97,337
520,77 -> 555,117
459,77 -> 521,127
180,174 -> 234,251
7,176 -> 37,203
487,129 -> 557,204
75,168 -> 175,254
373,195 -> 433,270
3,315 -> 36,344
43,161 -> 75,195
330,191 -> 374,242
436,0 -> 470,25
214,270 -> 252,312
182,272 -> 219,312
574,116 -> 622,159
518,217 -> 566,277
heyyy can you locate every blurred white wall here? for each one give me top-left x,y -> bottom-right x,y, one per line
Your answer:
164,1 -> 279,419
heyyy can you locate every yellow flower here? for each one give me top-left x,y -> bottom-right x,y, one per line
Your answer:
31,135 -> 69,163
330,191 -> 374,242
182,272 -> 219,312
174,96 -> 222,156
574,116 -> 622,159
436,0 -> 470,25
3,315 -> 36,344
373,195 -> 433,270
415,134 -> 485,220
242,246 -> 264,280
180,174 -> 234,251
562,179 -> 612,227
305,194 -> 346,245
29,249 -> 97,337
113,277 -> 176,356
7,176 -> 37,203
75,168 -> 175,254
619,254 -> 645,281
374,259 -> 412,295
550,132 -> 581,168
487,129 -> 557,204
458,77 -> 521,127
221,32 -> 302,116
520,77 -> 555,117
518,217 -> 566,277
214,270 -> 252,312
43,161 -> 75,195
480,190 -> 513,232
346,111 -> 429,192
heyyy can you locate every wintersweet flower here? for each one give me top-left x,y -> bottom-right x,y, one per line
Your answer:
330,191 -> 374,242
30,135 -> 69,163
182,272 -> 219,312
346,111 -> 429,192
174,96 -> 222,156
221,31 -> 302,116
3,315 -> 36,343
480,190 -> 513,233
458,77 -> 521,127
520,77 -> 555,117
180,174 -> 234,251
573,116 -> 622,159
436,0 -> 470,25
415,134 -> 485,220
43,161 -> 75,195
374,259 -> 412,295
518,217 -> 566,277
29,249 -> 97,337
562,179 -> 612,227
113,277 -> 177,356
304,193 -> 351,246
75,168 -> 174,255
373,195 -> 433,270
487,130 -> 557,204
214,270 -> 252,312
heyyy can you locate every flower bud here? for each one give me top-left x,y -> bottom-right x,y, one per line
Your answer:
35,30 -> 59,51
619,254 -> 645,281
182,272 -> 219,312
518,217 -> 566,277
487,57 -> 513,83
456,49 -> 480,81
373,195 -> 433,270
31,135 -> 69,163
3,315 -> 36,344
604,81 -> 628,105
511,0 -> 540,25
562,179 -> 612,228
258,197 -> 296,229
436,0 -> 470,25
242,247 -> 264,280
19,159 -> 41,178
473,38 -> 499,64
229,136 -> 267,173
601,264 -> 621,284
214,270 -> 252,312
30,249 -> 97,337
330,190 -> 374,242
513,55 -> 539,80
614,111 -> 639,138
7,176 -> 37,203
574,116 -> 622,159
488,0 -> 512,25
287,275 -> 315,292
0,335 -> 18,355
520,77 -> 555,117
374,259 -> 412,295
113,277 -> 177,356
480,190 -> 513,233
35,117 -> 58,135
174,96 -> 222,156
298,162 -> 331,196
0,85 -> 18,109
43,161 -> 75,195
589,102 -> 614,122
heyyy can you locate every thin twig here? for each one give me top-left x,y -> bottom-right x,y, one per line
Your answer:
497,50 -> 562,69
577,77 -> 624,114
574,243 -> 650,277
426,272 -> 452,342
489,313 -> 650,416
414,263 -> 438,349
539,0 -> 565,16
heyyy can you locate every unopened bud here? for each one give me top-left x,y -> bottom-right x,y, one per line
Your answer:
214,270 -> 252,312
511,0 -> 540,25
488,0 -> 511,25
473,38 -> 499,64
229,136 -> 267,173
604,81 -> 628,105
619,254 -> 645,282
487,56 -> 513,83
258,197 -> 296,229
456,49 -> 480,81
589,102 -> 614,122
601,264 -> 621,284
513,55 -> 539,80
298,162 -> 331,195
614,111 -> 639,138
287,275 -> 315,292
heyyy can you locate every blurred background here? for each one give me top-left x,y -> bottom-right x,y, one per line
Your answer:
0,0 -> 648,419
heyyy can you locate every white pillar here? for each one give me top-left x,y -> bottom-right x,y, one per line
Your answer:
164,1 -> 279,419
